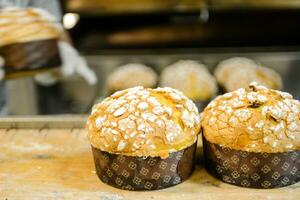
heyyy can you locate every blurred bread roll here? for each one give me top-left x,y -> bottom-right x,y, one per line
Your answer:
107,63 -> 158,92
215,57 -> 282,92
160,60 -> 218,101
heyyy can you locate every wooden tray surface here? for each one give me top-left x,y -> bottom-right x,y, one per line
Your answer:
0,117 -> 299,200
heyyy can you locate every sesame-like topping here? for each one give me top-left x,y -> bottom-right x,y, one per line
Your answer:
95,116 -> 106,129
137,102 -> 149,110
181,110 -> 195,128
234,109 -> 252,121
113,107 -> 126,117
255,121 -> 264,129
170,92 -> 182,101
118,118 -> 135,131
87,86 -> 200,158
117,140 -> 127,151
202,83 -> 300,153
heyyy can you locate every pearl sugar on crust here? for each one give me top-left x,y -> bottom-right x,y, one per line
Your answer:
87,86 -> 201,158
202,82 -> 300,153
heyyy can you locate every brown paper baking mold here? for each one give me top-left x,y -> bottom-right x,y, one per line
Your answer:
202,135 -> 300,188
0,39 -> 61,78
92,142 -> 197,191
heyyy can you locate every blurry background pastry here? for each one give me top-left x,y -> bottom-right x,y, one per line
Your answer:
214,57 -> 282,92
0,7 -> 61,78
159,60 -> 218,110
106,63 -> 158,93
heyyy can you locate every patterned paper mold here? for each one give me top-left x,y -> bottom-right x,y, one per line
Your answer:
203,136 -> 299,188
92,143 -> 196,191
201,82 -> 300,188
87,86 -> 201,190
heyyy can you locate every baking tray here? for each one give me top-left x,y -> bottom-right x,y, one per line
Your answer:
0,116 -> 299,200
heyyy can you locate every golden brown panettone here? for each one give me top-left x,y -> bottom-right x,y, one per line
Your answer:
214,57 -> 282,92
87,86 -> 201,158
106,63 -> 158,92
202,82 -> 300,153
160,60 -> 218,101
0,7 -> 60,47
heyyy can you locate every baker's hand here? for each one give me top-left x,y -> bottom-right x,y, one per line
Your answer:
34,41 -> 97,86
0,56 -> 4,80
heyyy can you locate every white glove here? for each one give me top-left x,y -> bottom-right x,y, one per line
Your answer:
0,56 -> 5,80
35,41 -> 97,86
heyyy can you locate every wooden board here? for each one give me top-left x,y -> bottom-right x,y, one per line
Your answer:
0,117 -> 299,200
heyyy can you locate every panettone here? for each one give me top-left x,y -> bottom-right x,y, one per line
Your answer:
201,82 -> 300,188
87,86 -> 200,190
202,82 -> 300,153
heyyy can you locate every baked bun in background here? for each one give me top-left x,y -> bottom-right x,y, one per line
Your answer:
160,60 -> 218,102
201,82 -> 300,188
214,57 -> 282,92
87,86 -> 200,190
106,63 -> 158,92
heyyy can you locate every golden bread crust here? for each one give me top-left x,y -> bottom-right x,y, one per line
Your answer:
202,82 -> 300,153
87,87 -> 201,158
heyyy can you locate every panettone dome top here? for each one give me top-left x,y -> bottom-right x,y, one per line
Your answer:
87,86 -> 201,158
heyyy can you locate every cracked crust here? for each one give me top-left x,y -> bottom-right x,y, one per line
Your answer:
0,7 -> 60,47
214,57 -> 282,92
160,60 -> 218,101
106,63 -> 158,91
202,82 -> 300,153
87,86 -> 201,158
